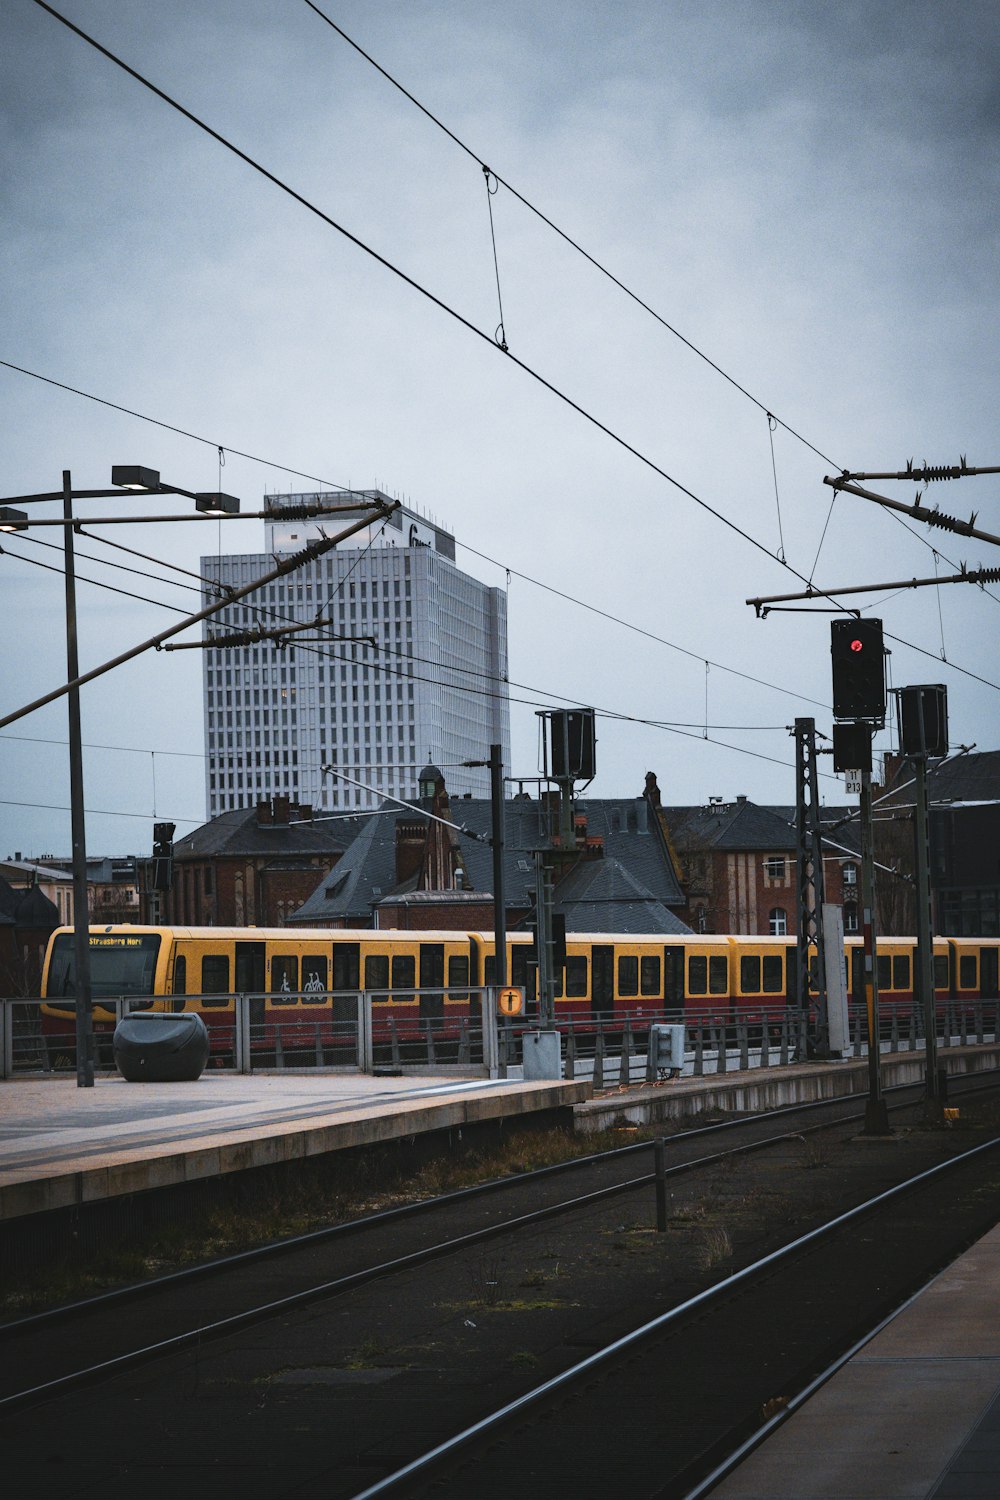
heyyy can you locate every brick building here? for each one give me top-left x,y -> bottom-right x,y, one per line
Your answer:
663,794 -> 860,937
144,795 -> 346,927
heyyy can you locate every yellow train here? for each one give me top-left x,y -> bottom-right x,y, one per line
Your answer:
40,923 -> 1000,1059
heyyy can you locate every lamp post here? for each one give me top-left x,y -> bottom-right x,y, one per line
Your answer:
2,466 -> 241,1087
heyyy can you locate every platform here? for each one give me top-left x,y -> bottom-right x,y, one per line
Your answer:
0,1071 -> 588,1224
713,1222 -> 1000,1499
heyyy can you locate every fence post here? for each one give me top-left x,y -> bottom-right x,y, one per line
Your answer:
481,989 -> 499,1079
458,1018 -> 471,1066
564,1026 -> 577,1082
890,1012 -> 899,1053
593,1023 -> 605,1090
908,1011 -> 917,1051
693,1026 -> 704,1077
976,1003 -> 984,1046
716,1023 -> 727,1074
780,1013 -> 790,1067
0,1002 -> 10,1080
738,1022 -> 749,1071
358,992 -> 373,1072
759,1022 -> 770,1070
620,1017 -> 633,1086
235,995 -> 251,1074
960,1006 -> 968,1048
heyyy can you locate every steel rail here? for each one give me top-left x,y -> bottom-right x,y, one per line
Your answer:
349,1130 -> 1000,1500
4,1070 -> 996,1343
0,1081 -> 926,1340
0,1113 -> 864,1414
2,1073 -> 997,1416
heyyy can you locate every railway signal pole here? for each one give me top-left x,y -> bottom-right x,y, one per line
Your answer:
830,619 -> 890,1134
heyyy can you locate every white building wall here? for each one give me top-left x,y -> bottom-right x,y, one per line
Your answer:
201,494 -> 510,818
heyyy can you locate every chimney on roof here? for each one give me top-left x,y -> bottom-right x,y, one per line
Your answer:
643,771 -> 661,808
736,795 -> 747,805
296,803 -> 313,823
273,794 -> 291,824
256,801 -> 272,826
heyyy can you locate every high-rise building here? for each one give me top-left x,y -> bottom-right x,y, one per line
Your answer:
202,491 -> 510,818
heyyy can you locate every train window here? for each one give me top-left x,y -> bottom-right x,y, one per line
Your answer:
640,956 -> 661,997
565,955 -> 588,997
893,955 -> 911,991
934,955 -> 949,989
201,954 -> 230,1005
740,956 -> 761,995
688,956 -> 707,995
173,954 -> 187,995
448,955 -> 469,1001
484,953 -> 497,985
302,956 -> 329,995
392,954 -> 416,994
877,956 -> 891,990
271,955 -> 299,1004
709,956 -> 728,995
618,955 -> 639,997
960,955 -> 977,990
762,955 -> 783,994
365,954 -> 390,992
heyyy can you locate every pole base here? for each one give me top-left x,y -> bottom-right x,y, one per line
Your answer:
863,1099 -> 892,1136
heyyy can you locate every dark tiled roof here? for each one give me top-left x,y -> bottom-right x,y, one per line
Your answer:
665,799 -> 796,852
552,859 -> 691,934
924,750 -> 1000,805
175,805 -> 346,860
292,793 -> 686,925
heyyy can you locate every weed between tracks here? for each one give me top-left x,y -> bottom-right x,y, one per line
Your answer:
0,1122 -> 665,1317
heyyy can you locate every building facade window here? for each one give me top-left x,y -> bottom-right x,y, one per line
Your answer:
764,856 -> 788,883
769,907 -> 788,936
843,902 -> 859,934
843,863 -> 858,888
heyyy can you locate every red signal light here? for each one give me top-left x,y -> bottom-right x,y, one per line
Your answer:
850,638 -> 863,652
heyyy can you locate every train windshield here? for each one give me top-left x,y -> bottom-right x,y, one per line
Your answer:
46,933 -> 161,1000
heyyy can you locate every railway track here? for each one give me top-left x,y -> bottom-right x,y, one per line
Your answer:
3,1074 -> 997,1419
352,1131 -> 1000,1500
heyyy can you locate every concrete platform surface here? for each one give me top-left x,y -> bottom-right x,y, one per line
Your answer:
0,1071 -> 588,1223
713,1223 -> 1000,1499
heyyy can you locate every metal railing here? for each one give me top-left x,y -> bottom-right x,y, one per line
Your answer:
0,989 -> 500,1079
2,994 -> 997,1082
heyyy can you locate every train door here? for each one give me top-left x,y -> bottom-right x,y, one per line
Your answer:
981,946 -> 999,1000
236,941 -> 266,1032
592,945 -> 614,1020
663,947 -> 683,1013
332,942 -> 360,1026
420,943 -> 445,1021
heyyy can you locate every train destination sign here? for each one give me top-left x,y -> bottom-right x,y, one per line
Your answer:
497,986 -> 524,1016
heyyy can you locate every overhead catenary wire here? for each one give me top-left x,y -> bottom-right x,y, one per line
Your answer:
23,1 -> 849,601
27,1 -> 997,687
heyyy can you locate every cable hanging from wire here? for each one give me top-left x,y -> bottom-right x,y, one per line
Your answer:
483,165 -> 509,351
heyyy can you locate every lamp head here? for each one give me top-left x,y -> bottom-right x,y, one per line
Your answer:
195,493 -> 240,515
0,507 -> 28,532
112,465 -> 161,491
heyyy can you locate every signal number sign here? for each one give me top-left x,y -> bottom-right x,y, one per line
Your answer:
498,987 -> 524,1016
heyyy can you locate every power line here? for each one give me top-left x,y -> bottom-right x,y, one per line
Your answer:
302,3 -> 1000,607
25,2 -> 832,588
28,1 -> 999,683
0,358 -> 350,495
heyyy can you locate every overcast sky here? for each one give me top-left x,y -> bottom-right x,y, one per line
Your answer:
2,0 -> 998,861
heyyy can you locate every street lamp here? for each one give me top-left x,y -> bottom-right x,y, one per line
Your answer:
2,465 -> 242,1086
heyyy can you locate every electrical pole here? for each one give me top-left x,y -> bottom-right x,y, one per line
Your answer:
794,718 -> 829,1059
63,471 -> 94,1088
860,767 -> 890,1133
489,744 -> 507,991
